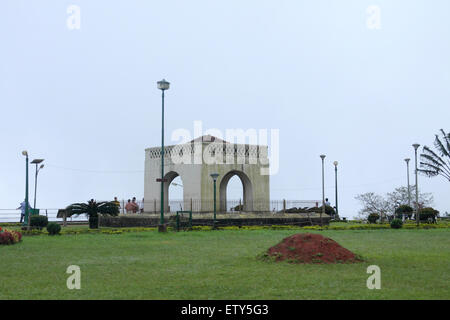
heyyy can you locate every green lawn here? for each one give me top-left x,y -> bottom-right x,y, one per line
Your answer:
1,228 -> 449,299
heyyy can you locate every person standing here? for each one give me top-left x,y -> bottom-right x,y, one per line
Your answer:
17,200 -> 30,223
324,198 -> 332,218
131,197 -> 138,213
113,197 -> 120,211
125,199 -> 134,214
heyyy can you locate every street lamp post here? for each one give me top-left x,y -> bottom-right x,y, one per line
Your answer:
157,79 -> 170,232
412,144 -> 420,226
210,173 -> 219,229
22,151 -> 30,228
320,155 -> 326,226
333,161 -> 339,220
404,158 -> 411,209
31,159 -> 44,210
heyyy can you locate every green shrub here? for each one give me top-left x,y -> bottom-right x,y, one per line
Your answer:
367,213 -> 380,224
395,205 -> 413,219
284,206 -> 335,215
46,223 -> 61,235
318,205 -> 336,216
417,207 -> 439,223
284,207 -> 311,213
305,205 -> 335,216
232,204 -> 243,211
390,218 -> 403,229
30,215 -> 48,230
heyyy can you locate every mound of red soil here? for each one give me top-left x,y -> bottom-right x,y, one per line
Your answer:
266,233 -> 362,264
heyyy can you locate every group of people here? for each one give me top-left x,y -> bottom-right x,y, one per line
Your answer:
113,197 -> 144,214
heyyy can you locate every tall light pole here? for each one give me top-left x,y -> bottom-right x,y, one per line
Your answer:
333,161 -> 339,220
22,151 -> 30,228
404,158 -> 411,208
210,173 -> 219,229
31,159 -> 44,210
412,144 -> 420,226
157,79 -> 170,232
320,154 -> 326,226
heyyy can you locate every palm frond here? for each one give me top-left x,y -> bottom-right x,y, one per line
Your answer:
419,129 -> 450,183
65,203 -> 89,217
434,131 -> 450,158
419,162 -> 440,176
440,129 -> 450,155
420,149 -> 450,177
97,201 -> 120,216
421,151 -> 444,167
418,168 -> 439,177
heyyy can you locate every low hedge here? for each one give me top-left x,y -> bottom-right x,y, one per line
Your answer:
20,226 -> 158,236
0,223 -> 22,227
16,221 -> 450,236
193,223 -> 450,231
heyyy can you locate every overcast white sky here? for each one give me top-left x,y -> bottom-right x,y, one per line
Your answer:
1,0 -> 449,218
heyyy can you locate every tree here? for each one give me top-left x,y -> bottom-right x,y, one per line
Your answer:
355,186 -> 434,220
66,199 -> 119,229
395,205 -> 413,219
420,129 -> 450,182
417,207 -> 439,223
386,186 -> 433,210
355,192 -> 390,221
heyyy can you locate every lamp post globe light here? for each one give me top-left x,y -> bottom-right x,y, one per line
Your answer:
210,173 -> 219,229
157,79 -> 170,232
21,151 -> 30,228
157,79 -> 170,91
31,159 -> 44,211
320,155 -> 326,226
333,161 -> 339,220
404,158 -> 411,209
412,144 -> 420,226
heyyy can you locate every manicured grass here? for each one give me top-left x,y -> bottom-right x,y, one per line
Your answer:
1,228 -> 449,299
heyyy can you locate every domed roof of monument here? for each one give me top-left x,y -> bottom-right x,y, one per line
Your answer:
189,135 -> 229,144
